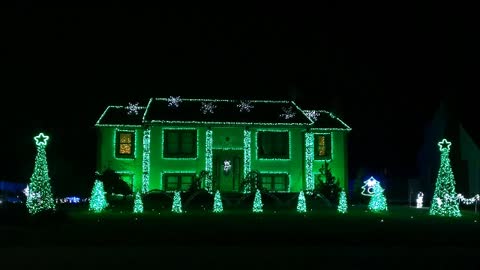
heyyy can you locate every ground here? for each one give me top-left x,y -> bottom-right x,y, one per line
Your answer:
1,203 -> 480,268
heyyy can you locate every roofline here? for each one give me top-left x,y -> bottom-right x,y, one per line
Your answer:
154,97 -> 291,103
148,120 -> 311,126
95,105 -> 147,127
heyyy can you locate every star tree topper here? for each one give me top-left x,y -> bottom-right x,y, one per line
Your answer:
438,138 -> 451,152
34,133 -> 49,146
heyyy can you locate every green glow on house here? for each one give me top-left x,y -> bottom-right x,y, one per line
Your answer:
305,132 -> 314,191
429,139 -> 462,217
252,189 -> 263,213
255,129 -> 291,161
205,128 -> 213,192
213,190 -> 224,213
89,180 -> 108,213
296,190 -> 307,213
133,192 -> 144,213
142,128 -> 150,193
337,190 -> 348,214
161,128 -> 199,160
172,191 -> 183,213
26,133 -> 56,215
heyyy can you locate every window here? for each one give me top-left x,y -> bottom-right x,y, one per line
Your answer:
164,130 -> 197,158
314,134 -> 331,160
116,131 -> 135,158
163,173 -> 195,191
257,131 -> 289,159
261,174 -> 288,192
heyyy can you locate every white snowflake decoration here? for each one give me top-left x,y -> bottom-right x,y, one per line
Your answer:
280,106 -> 296,120
237,100 -> 254,112
126,102 -> 141,115
201,102 -> 216,114
304,110 -> 320,121
223,160 -> 232,173
168,96 -> 182,108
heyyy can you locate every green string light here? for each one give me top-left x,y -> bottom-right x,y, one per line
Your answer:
252,189 -> 263,213
205,129 -> 213,193
304,132 -> 314,191
89,180 -> 108,213
296,190 -> 307,213
172,191 -> 183,213
142,128 -> 150,193
133,192 -> 144,213
337,190 -> 348,214
368,183 -> 388,213
213,190 -> 224,213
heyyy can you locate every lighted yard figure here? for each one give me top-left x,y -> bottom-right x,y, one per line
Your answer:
223,160 -> 232,175
361,176 -> 380,197
368,182 -> 388,212
133,192 -> 144,213
416,192 -> 424,208
172,191 -> 183,213
26,133 -> 56,215
296,190 -> 307,213
337,190 -> 348,214
213,190 -> 224,213
429,139 -> 462,217
89,179 -> 108,213
252,189 -> 263,213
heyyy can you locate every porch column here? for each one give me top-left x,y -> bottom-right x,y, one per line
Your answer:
205,128 -> 213,192
141,127 -> 151,193
305,131 -> 314,192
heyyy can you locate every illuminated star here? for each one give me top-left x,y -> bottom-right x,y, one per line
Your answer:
438,138 -> 451,151
34,133 -> 49,146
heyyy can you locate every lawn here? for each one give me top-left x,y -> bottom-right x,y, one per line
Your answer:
1,203 -> 479,268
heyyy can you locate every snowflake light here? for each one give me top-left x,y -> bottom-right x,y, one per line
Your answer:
167,96 -> 182,108
126,102 -> 141,115
237,100 -> 253,112
201,102 -> 216,114
304,110 -> 320,122
280,106 -> 296,120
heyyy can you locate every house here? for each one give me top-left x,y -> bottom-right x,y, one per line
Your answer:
416,100 -> 480,198
95,97 -> 351,194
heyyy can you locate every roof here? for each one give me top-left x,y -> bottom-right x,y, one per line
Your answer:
95,97 -> 351,131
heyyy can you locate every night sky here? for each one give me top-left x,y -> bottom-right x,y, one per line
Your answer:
2,4 -> 477,196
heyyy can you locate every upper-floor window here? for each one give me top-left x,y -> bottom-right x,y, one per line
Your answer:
314,133 -> 331,160
115,130 -> 135,158
261,173 -> 288,192
164,129 -> 197,158
257,131 -> 289,159
163,173 -> 195,191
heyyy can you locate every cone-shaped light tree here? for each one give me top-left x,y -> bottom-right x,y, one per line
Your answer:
368,182 -> 388,212
213,190 -> 224,213
89,180 -> 108,213
133,192 -> 144,213
26,133 -> 56,215
296,191 -> 307,213
172,191 -> 183,213
252,189 -> 263,213
337,190 -> 348,214
429,139 -> 462,217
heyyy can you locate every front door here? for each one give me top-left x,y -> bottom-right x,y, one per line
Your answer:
213,150 -> 243,192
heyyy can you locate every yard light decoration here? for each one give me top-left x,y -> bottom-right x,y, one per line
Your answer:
457,194 -> 480,205
361,176 -> 380,196
368,182 -> 388,212
89,180 -> 108,213
26,133 -> 56,215
172,191 -> 183,213
133,192 -> 144,214
252,189 -> 263,213
429,139 -> 462,217
416,192 -> 424,208
213,190 -> 224,213
296,190 -> 307,213
337,190 -> 348,214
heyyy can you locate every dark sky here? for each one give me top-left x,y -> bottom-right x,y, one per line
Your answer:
2,4 -> 477,195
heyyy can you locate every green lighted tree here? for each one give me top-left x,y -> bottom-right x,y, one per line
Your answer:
368,183 -> 388,212
89,180 -> 108,213
296,190 -> 307,213
213,190 -> 224,213
252,189 -> 263,213
337,190 -> 348,214
26,133 -> 56,215
172,191 -> 183,213
429,139 -> 462,217
133,192 -> 144,213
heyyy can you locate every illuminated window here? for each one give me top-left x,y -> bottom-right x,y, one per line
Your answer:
314,134 -> 331,160
164,130 -> 197,158
116,131 -> 135,158
261,174 -> 288,192
257,131 -> 289,159
163,174 -> 195,191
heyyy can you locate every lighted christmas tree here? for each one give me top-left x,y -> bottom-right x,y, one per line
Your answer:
133,192 -> 144,213
26,133 -> 56,215
337,190 -> 348,214
252,189 -> 263,213
296,190 -> 307,213
429,139 -> 462,217
172,191 -> 183,213
213,190 -> 224,213
89,180 -> 108,213
368,182 -> 388,212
